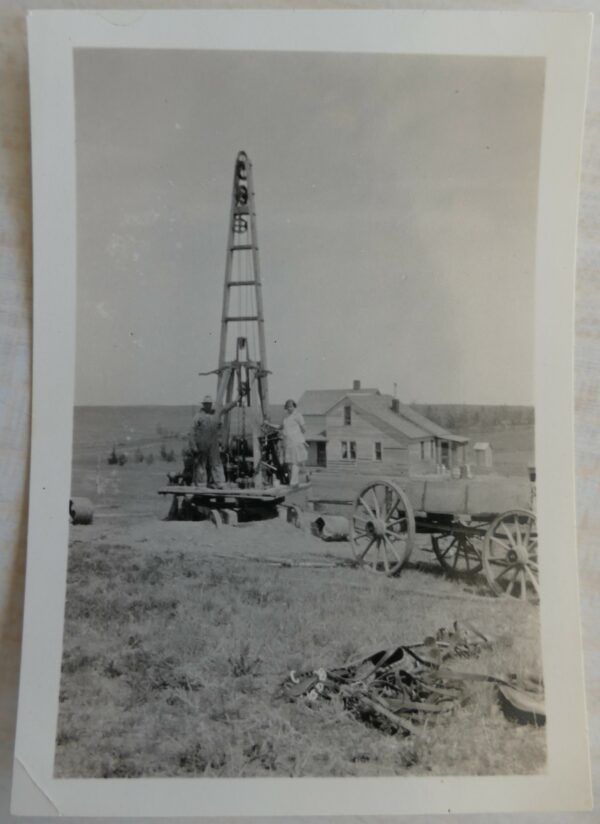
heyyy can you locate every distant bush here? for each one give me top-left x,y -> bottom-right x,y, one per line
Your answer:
108,445 -> 128,465
411,404 -> 535,431
157,423 -> 180,439
160,444 -> 176,462
145,453 -> 155,465
134,448 -> 145,463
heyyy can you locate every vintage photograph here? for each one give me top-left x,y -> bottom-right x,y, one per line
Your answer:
56,46 -> 546,779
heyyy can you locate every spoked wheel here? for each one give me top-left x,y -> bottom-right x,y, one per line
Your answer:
431,530 -> 483,576
350,480 -> 415,576
482,509 -> 539,601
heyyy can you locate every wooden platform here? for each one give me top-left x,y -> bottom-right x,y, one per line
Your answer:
158,481 -> 311,506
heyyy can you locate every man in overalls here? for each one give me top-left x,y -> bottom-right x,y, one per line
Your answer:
190,390 -> 245,487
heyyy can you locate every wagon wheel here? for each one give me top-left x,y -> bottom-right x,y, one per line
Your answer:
431,530 -> 482,577
350,480 -> 415,576
482,509 -> 538,601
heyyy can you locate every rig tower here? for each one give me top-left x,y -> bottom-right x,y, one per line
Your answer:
214,151 -> 269,462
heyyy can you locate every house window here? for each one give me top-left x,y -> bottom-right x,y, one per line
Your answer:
341,441 -> 356,460
420,441 -> 432,460
344,405 -> 352,426
374,442 -> 382,461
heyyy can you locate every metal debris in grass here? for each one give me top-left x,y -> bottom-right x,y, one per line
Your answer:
278,621 -> 545,735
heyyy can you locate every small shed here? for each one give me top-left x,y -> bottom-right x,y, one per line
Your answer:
473,442 -> 493,468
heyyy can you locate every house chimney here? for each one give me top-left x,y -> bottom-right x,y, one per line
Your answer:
393,382 -> 398,398
352,379 -> 361,391
391,398 -> 400,414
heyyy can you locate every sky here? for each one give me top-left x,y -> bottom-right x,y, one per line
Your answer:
74,49 -> 544,406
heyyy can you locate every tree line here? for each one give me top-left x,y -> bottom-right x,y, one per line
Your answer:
411,404 -> 535,432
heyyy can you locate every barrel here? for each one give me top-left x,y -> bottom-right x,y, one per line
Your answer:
69,497 -> 94,525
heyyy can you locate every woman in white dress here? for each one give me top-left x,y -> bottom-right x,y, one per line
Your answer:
281,399 -> 307,485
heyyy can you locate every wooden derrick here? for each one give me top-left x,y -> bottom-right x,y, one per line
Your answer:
215,151 -> 269,465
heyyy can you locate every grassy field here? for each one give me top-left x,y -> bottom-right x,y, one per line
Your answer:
56,410 -> 545,778
57,516 -> 545,778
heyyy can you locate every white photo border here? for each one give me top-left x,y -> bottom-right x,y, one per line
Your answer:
14,9 -> 593,817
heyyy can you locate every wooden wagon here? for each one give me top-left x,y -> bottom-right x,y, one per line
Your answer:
348,476 -> 538,601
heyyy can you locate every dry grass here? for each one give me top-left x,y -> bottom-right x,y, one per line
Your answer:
58,410 -> 544,776
55,520 -> 545,778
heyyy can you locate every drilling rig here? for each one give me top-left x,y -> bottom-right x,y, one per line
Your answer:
211,150 -> 272,483
159,152 -> 310,524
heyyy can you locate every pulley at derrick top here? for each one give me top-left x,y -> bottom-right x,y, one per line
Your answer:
235,151 -> 249,206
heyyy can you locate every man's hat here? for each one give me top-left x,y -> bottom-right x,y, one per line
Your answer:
202,395 -> 214,404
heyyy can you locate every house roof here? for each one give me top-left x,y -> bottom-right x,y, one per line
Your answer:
298,388 -> 380,416
297,386 -> 468,445
347,395 -> 432,441
474,442 -> 491,450
387,398 -> 468,443
330,393 -> 468,444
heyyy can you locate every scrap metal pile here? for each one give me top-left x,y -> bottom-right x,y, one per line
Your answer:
279,622 -> 545,734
